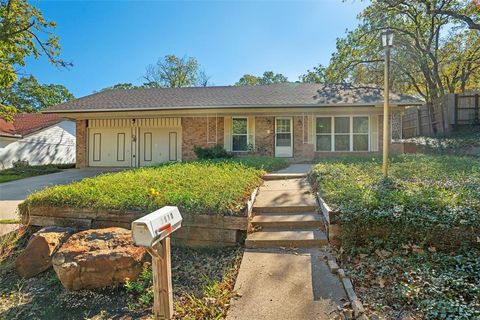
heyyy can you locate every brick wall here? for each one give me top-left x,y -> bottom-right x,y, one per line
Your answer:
254,116 -> 275,156
182,117 -> 224,160
293,116 -> 315,161
76,120 -> 87,168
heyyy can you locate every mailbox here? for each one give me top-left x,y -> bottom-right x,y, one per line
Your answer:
132,206 -> 182,247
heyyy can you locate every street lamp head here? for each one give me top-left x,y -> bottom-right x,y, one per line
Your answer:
381,28 -> 394,47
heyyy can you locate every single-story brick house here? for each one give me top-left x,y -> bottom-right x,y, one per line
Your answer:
44,83 -> 422,168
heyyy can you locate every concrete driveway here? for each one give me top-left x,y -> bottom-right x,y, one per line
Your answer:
0,168 -> 122,234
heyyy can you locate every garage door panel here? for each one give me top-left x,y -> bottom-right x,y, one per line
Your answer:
88,128 -> 132,167
139,128 -> 180,166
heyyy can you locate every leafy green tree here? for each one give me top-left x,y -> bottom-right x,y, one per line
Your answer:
325,0 -> 480,102
421,0 -> 480,31
299,64 -> 329,83
235,71 -> 288,86
0,76 -> 74,112
259,71 -> 288,85
0,0 -> 69,119
99,83 -> 140,92
143,55 -> 201,88
236,74 -> 261,86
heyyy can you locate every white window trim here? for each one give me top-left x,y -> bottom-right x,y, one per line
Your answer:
314,115 -> 371,152
231,116 -> 249,152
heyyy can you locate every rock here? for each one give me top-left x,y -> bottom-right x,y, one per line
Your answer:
351,299 -> 365,317
52,227 -> 146,291
16,226 -> 74,278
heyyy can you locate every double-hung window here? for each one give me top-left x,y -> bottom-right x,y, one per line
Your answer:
352,117 -> 369,151
315,116 -> 369,152
232,117 -> 248,151
315,117 -> 332,151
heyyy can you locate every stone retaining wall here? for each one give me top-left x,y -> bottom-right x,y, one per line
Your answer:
21,206 -> 249,247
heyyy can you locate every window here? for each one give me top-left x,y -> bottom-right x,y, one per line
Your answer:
316,116 -> 370,152
353,117 -> 369,151
334,117 -> 350,151
316,117 -> 331,151
232,117 -> 248,151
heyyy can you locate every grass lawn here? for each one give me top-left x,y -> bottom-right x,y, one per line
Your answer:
309,154 -> 480,319
20,160 -> 273,217
0,164 -> 75,183
0,227 -> 243,320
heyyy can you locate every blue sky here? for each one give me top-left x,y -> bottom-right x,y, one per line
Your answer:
25,0 -> 368,97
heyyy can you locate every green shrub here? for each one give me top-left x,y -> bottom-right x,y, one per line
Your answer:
310,154 -> 480,251
193,145 -> 232,159
21,161 -> 263,216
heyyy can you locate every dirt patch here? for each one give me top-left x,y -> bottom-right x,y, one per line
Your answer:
0,227 -> 243,320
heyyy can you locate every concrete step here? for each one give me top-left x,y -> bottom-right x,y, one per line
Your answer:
245,228 -> 328,248
262,173 -> 307,180
253,205 -> 318,213
251,213 -> 324,229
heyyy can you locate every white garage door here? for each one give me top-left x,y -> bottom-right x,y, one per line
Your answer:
87,118 -> 182,167
88,127 -> 133,167
138,128 -> 181,166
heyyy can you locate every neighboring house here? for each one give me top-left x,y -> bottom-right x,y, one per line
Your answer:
43,83 -> 423,168
0,113 -> 76,169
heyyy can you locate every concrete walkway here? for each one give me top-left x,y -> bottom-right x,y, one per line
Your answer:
227,248 -> 346,320
227,175 -> 346,319
0,168 -> 118,236
276,164 -> 313,174
0,168 -> 117,201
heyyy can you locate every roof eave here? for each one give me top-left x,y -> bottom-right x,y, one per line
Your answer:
43,102 -> 423,114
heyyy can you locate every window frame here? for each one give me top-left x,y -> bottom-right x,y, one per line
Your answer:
231,116 -> 249,152
315,115 -> 371,152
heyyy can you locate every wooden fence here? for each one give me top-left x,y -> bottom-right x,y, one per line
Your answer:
402,92 -> 480,138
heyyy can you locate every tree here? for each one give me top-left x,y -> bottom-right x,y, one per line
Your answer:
235,71 -> 288,86
99,83 -> 140,92
421,0 -> 480,31
299,64 -> 329,83
197,70 -> 212,87
236,74 -> 261,86
143,55 -> 201,88
325,0 -> 480,102
0,76 -> 74,112
0,0 -> 70,119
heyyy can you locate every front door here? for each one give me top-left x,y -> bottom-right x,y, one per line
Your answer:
275,117 -> 293,157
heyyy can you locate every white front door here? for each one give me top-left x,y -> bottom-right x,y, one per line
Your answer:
275,117 -> 293,157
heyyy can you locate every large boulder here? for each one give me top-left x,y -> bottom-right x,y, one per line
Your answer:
16,226 -> 74,278
52,227 -> 146,291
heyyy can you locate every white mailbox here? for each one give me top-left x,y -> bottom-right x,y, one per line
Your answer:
131,206 -> 182,247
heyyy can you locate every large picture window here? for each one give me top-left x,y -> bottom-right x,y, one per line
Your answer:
232,117 -> 248,151
316,116 -> 369,152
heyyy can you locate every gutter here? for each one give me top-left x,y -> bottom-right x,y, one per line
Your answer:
42,102 -> 423,114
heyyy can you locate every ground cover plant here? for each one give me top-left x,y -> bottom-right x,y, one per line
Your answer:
403,126 -> 480,157
20,161 -> 265,216
309,154 -> 480,319
0,227 -> 243,319
0,163 -> 74,183
221,156 -> 289,172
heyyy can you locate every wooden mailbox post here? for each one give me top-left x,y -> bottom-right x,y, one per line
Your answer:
132,206 -> 182,320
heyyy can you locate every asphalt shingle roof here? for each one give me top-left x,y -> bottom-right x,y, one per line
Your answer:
45,83 -> 423,113
0,113 -> 63,137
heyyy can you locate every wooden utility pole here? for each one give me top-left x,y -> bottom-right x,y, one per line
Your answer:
383,43 -> 391,177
